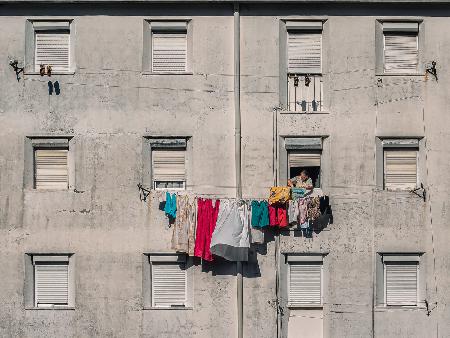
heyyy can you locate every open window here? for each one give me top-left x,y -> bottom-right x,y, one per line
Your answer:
285,137 -> 322,189
288,151 -> 321,188
286,21 -> 323,112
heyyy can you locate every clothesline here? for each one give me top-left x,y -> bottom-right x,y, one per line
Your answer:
145,188 -> 332,263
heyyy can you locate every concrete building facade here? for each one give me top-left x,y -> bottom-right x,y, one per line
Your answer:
0,0 -> 449,337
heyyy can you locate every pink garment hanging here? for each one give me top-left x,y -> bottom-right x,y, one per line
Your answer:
298,198 -> 308,224
194,198 -> 220,261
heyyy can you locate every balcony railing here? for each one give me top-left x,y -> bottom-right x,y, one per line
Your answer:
287,74 -> 323,112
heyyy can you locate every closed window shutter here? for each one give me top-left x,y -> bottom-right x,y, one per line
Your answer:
384,34 -> 418,73
384,149 -> 417,190
385,263 -> 418,306
35,264 -> 69,305
34,149 -> 69,190
152,263 -> 187,307
152,149 -> 186,182
35,31 -> 70,72
288,32 -> 322,74
289,152 -> 321,168
152,33 -> 187,72
289,263 -> 322,307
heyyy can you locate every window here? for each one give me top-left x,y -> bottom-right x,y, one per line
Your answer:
32,255 -> 72,308
285,137 -> 322,189
289,152 -> 321,188
381,254 -> 421,307
382,139 -> 419,191
287,255 -> 323,307
151,21 -> 188,73
286,21 -> 323,112
148,138 -> 187,190
30,21 -> 72,74
25,137 -> 73,190
34,148 -> 69,189
144,254 -> 192,309
383,22 -> 419,74
152,149 -> 186,190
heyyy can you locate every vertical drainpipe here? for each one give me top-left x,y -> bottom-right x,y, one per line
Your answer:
234,3 -> 243,338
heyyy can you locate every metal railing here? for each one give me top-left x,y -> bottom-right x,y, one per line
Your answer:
287,74 -> 323,112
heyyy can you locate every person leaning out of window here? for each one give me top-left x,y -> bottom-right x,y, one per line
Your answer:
288,169 -> 314,196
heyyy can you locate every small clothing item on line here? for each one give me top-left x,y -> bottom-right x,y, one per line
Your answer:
210,199 -> 250,262
171,195 -> 197,256
291,187 -> 307,200
288,200 -> 299,225
269,204 -> 288,228
307,197 -> 321,221
164,192 -> 177,219
194,198 -> 220,262
251,200 -> 269,228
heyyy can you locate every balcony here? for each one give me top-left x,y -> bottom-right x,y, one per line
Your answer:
287,74 -> 323,112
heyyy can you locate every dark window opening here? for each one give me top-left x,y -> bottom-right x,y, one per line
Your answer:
289,166 -> 321,188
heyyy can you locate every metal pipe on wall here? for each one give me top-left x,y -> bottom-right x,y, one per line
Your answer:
234,3 -> 243,338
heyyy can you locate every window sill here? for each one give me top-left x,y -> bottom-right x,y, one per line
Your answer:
374,305 -> 425,311
25,306 -> 75,310
142,71 -> 193,76
25,72 -> 75,76
288,305 -> 323,309
143,306 -> 193,310
376,73 -> 423,77
280,110 -> 330,115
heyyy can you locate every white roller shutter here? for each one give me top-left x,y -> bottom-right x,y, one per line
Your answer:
35,264 -> 69,306
35,31 -> 70,73
289,263 -> 322,307
384,149 -> 417,190
288,32 -> 322,74
152,149 -> 186,182
152,263 -> 187,307
289,152 -> 321,168
384,34 -> 418,73
34,149 -> 69,190
152,32 -> 187,72
385,263 -> 418,306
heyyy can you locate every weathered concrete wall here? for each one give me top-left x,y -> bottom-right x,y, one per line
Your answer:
0,2 -> 449,338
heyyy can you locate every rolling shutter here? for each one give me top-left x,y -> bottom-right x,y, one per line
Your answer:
35,264 -> 69,306
384,149 -> 417,190
289,152 -> 321,168
288,32 -> 322,74
152,32 -> 187,72
385,263 -> 418,306
384,34 -> 418,73
34,149 -> 69,190
289,263 -> 322,307
35,31 -> 70,73
152,263 -> 187,307
152,149 -> 186,182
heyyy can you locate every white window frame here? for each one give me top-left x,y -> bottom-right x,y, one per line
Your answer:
286,255 -> 324,308
150,21 -> 188,74
382,22 -> 420,75
382,255 -> 420,307
27,20 -> 74,75
32,255 -> 73,308
151,148 -> 187,191
382,139 -> 419,191
286,21 -> 323,75
147,254 -> 192,309
34,147 -> 69,190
